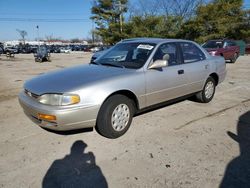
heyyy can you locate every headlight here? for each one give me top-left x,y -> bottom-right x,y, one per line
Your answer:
209,51 -> 217,56
38,94 -> 80,106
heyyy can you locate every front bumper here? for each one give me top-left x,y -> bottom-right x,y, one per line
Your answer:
18,91 -> 100,131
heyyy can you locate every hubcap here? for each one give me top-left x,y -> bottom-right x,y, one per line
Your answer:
111,104 -> 130,131
205,81 -> 214,99
234,53 -> 237,61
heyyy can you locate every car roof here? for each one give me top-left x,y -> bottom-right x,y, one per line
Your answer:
208,39 -> 235,42
120,38 -> 193,44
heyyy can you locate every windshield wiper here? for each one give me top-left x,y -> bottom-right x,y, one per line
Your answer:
101,62 -> 125,68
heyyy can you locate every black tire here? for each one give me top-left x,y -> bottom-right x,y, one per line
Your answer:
231,52 -> 238,63
96,95 -> 135,139
39,58 -> 43,63
196,77 -> 216,103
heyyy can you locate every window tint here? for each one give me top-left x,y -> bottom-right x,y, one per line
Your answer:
180,42 -> 206,63
153,43 -> 178,66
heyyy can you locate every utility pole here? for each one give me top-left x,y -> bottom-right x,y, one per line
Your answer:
36,25 -> 40,49
92,20 -> 95,44
118,1 -> 123,33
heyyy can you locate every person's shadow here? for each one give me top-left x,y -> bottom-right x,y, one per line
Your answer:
220,111 -> 250,188
42,140 -> 108,188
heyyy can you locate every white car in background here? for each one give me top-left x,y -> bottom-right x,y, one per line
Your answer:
60,47 -> 71,53
90,46 -> 101,53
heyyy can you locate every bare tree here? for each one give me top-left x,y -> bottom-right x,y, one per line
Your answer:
158,0 -> 205,19
70,38 -> 82,43
88,29 -> 102,44
128,0 -> 206,19
16,29 -> 28,44
128,0 -> 159,17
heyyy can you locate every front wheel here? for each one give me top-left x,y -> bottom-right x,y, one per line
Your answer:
196,77 -> 216,103
96,95 -> 135,139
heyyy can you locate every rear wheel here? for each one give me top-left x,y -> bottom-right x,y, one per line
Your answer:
96,95 -> 135,139
196,77 -> 216,103
39,58 -> 43,63
231,52 -> 238,63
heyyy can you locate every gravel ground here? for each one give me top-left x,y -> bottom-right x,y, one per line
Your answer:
0,53 -> 249,188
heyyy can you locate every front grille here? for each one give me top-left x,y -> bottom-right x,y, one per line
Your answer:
24,89 -> 40,99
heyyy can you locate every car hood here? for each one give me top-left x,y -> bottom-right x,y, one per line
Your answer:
24,64 -> 134,95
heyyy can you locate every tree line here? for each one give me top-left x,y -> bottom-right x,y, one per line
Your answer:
91,0 -> 250,44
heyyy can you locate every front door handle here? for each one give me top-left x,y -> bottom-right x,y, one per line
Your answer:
178,70 -> 184,74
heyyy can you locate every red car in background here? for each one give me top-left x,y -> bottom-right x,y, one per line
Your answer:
246,44 -> 250,55
202,39 -> 240,63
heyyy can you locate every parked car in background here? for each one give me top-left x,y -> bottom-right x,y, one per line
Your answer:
202,39 -> 240,63
246,44 -> 250,55
19,46 -> 31,54
34,46 -> 51,62
0,43 -> 4,55
49,45 -> 61,53
5,47 -> 18,54
83,45 -> 94,52
19,38 -> 226,138
0,46 -> 3,55
90,49 -> 108,63
90,46 -> 112,63
90,46 -> 101,53
60,47 -> 71,53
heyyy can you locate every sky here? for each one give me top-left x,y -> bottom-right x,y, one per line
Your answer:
0,0 -> 249,41
0,0 -> 93,41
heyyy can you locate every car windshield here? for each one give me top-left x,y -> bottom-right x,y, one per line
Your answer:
202,41 -> 223,48
95,42 -> 156,69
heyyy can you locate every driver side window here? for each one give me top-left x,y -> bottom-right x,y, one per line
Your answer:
153,43 -> 178,66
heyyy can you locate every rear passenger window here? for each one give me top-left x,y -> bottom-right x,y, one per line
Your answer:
153,43 -> 178,66
180,42 -> 206,63
227,41 -> 236,46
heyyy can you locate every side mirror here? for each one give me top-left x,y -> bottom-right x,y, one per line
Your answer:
148,59 -> 168,69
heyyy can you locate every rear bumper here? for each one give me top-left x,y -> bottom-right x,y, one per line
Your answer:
18,91 -> 100,131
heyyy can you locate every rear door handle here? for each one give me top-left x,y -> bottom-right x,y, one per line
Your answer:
178,70 -> 184,74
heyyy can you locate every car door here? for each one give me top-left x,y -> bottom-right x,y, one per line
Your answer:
222,41 -> 232,59
226,41 -> 237,59
145,42 -> 189,107
178,42 -> 209,94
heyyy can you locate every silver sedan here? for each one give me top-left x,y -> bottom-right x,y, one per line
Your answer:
19,38 -> 226,138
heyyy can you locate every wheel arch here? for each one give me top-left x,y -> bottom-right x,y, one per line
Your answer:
110,90 -> 139,111
100,90 -> 139,113
209,73 -> 219,86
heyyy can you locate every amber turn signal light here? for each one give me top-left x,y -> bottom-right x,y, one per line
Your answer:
38,113 -> 56,122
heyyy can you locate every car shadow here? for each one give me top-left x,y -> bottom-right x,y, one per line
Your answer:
42,140 -> 108,188
219,111 -> 250,188
41,127 -> 94,135
135,94 -> 193,116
